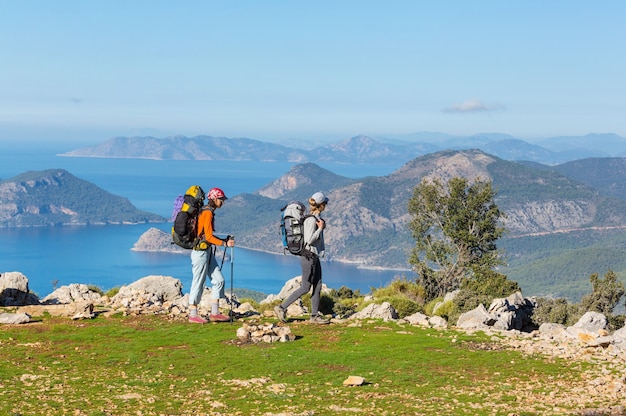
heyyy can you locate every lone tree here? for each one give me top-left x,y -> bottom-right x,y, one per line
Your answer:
407,176 -> 506,300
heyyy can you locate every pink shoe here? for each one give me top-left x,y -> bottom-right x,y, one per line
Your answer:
209,313 -> 230,323
188,315 -> 208,324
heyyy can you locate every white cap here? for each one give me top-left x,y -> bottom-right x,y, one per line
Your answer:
311,191 -> 329,204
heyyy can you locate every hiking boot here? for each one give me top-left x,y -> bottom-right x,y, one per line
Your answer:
309,314 -> 330,325
209,313 -> 231,323
188,315 -> 207,324
274,305 -> 287,323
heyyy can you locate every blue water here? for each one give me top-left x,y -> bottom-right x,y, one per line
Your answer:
0,144 -> 407,298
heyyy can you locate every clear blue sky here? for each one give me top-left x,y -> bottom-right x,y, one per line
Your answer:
1,1 -> 625,144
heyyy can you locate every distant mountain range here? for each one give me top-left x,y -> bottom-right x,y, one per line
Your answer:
0,169 -> 164,226
6,148 -> 626,301
214,150 -> 626,300
59,132 -> 626,166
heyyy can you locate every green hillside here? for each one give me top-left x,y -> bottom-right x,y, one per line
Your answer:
0,169 -> 165,226
216,151 -> 626,302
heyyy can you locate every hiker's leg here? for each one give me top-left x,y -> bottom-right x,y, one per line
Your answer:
190,250 -> 209,309
309,257 -> 323,316
208,253 -> 225,314
280,256 -> 313,308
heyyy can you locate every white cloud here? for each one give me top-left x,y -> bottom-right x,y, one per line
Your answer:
444,99 -> 505,113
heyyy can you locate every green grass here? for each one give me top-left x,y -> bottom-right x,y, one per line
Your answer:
0,313 -> 613,415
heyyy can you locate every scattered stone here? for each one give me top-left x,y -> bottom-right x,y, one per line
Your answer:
0,312 -> 31,324
70,301 -> 95,320
236,323 -> 295,343
343,375 -> 366,386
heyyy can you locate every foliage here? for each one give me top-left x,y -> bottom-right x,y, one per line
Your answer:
372,277 -> 425,304
531,297 -> 582,327
319,292 -> 335,315
378,295 -> 421,318
369,278 -> 425,318
104,286 -> 120,298
432,300 -> 456,320
329,286 -> 363,318
502,230 -> 626,301
424,296 -> 443,316
87,285 -> 104,296
578,270 -> 625,316
407,176 -> 506,301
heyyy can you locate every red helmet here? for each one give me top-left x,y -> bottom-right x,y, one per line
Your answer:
207,187 -> 227,200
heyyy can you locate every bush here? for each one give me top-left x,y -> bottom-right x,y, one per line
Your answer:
372,277 -> 426,305
531,297 -> 581,326
87,285 -> 104,296
432,300 -> 456,320
319,293 -> 335,315
375,295 -> 421,318
105,287 -> 120,298
579,270 -> 625,316
424,297 -> 443,316
333,298 -> 359,318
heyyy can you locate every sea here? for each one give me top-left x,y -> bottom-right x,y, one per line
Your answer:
0,143 -> 409,298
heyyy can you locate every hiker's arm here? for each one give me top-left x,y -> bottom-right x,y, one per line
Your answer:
304,216 -> 323,245
198,211 -> 229,247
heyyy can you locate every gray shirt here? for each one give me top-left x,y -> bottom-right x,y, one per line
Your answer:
304,214 -> 325,257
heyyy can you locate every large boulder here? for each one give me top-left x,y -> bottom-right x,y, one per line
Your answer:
351,302 -> 398,321
487,291 -> 535,331
114,275 -> 183,302
456,292 -> 536,331
0,272 -> 39,306
565,311 -> 609,343
42,283 -> 102,304
456,304 -> 496,329
109,275 -> 185,315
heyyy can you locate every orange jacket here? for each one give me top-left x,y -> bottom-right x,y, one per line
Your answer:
196,207 -> 226,247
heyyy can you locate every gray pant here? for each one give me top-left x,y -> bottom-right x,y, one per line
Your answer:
281,254 -> 322,316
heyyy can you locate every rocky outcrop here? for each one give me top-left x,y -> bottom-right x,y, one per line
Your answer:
456,291 -> 535,331
0,272 -> 38,306
42,283 -> 103,304
131,227 -> 186,254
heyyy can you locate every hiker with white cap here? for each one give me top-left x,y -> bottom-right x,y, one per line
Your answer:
275,191 -> 330,324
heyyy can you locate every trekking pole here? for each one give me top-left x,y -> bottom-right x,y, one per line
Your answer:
229,242 -> 234,324
221,245 -> 227,268
220,234 -> 231,268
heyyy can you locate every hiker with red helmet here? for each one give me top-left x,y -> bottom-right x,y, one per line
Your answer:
188,187 -> 235,324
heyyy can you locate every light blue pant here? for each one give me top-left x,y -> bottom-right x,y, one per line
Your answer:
190,248 -> 225,305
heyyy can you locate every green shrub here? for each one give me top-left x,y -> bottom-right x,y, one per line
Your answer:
372,277 -> 426,305
579,270 -> 625,316
87,285 -> 104,296
330,286 -> 361,299
375,295 -> 421,318
332,298 -> 359,318
432,300 -> 456,320
237,297 -> 260,309
319,293 -> 335,315
531,297 -> 581,326
104,287 -> 120,298
423,297 -> 443,316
